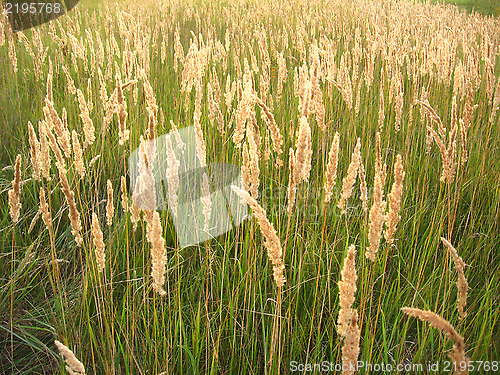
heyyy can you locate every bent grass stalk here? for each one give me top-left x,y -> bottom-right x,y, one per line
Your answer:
231,185 -> 285,371
402,307 -> 469,375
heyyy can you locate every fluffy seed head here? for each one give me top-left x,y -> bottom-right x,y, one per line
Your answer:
231,185 -> 286,287
441,237 -> 468,320
402,307 -> 469,373
338,244 -> 357,337
91,212 -> 106,273
8,155 -> 22,223
54,340 -> 86,375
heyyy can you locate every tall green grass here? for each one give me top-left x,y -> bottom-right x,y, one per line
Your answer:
0,0 -> 499,374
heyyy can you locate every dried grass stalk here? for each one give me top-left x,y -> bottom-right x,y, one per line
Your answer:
253,94 -> 283,158
141,69 -> 158,129
366,133 -> 386,261
234,87 -> 253,148
38,121 -> 52,180
341,310 -> 360,375
418,99 -> 458,183
129,200 -> 141,231
28,121 -> 41,181
54,340 -> 86,375
116,73 -> 130,145
91,212 -> 106,273
358,159 -> 368,213
294,116 -> 313,184
39,187 -> 52,231
8,155 -> 22,223
133,139 -> 156,211
58,166 -> 83,246
120,176 -> 128,213
247,118 -> 261,198
378,80 -> 385,129
459,98 -> 477,165
402,307 -> 469,374
106,180 -> 114,226
44,98 -> 71,158
338,244 -> 357,336
104,88 -> 118,131
287,148 -> 297,215
194,89 -> 207,167
338,138 -> 361,214
441,237 -> 468,320
46,58 -> 53,102
145,211 -> 167,296
62,65 -> 76,95
384,154 -> 405,244
46,125 -> 66,174
231,186 -> 286,287
324,133 -> 340,204
489,78 -> 500,124
72,130 -> 85,179
241,144 -> 251,192
76,89 -> 95,148
165,135 -> 180,218
416,99 -> 446,138
201,172 -> 212,233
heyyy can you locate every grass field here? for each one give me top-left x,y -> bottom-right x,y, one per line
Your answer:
1,0 -> 499,374
438,0 -> 500,16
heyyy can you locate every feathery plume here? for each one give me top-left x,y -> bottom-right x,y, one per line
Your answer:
384,154 -> 405,244
8,155 -> 22,223
201,172 -> 212,234
358,159 -> 368,213
253,94 -> 283,158
489,78 -> 500,124
145,211 -> 167,296
47,59 -> 53,103
441,238 -> 468,320
62,65 -> 76,95
324,133 -> 340,204
91,212 -> 106,273
39,187 -> 52,232
76,89 -> 95,148
338,244 -> 357,337
59,167 -> 83,246
286,148 -> 297,215
231,186 -> 286,287
338,138 -> 361,214
28,121 -> 41,181
402,308 -> 469,374
38,121 -> 52,180
106,180 -> 114,226
366,133 -> 386,261
224,74 -> 236,108
294,116 -> 312,184
165,135 -> 180,218
59,108 -> 72,158
129,200 -> 141,232
133,138 -> 156,211
341,310 -> 360,375
54,340 -> 86,375
241,144 -> 251,192
43,98 -> 71,157
120,176 -> 128,213
72,130 -> 85,179
116,72 -> 130,145
46,125 -> 66,174
247,117 -> 261,198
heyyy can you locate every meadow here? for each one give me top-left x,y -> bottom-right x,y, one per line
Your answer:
0,0 -> 499,374
438,0 -> 500,16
